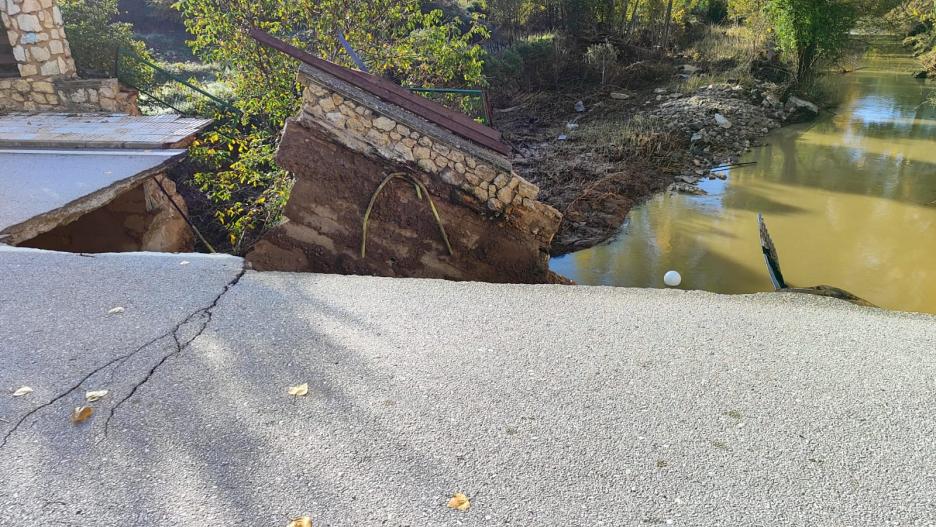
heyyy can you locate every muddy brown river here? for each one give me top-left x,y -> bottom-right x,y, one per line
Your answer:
551,39 -> 936,315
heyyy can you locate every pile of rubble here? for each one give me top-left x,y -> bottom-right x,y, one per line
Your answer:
637,81 -> 818,192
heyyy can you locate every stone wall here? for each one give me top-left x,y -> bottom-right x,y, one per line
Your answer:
300,82 -> 543,216
0,76 -> 138,112
1,0 -> 76,79
247,66 -> 563,283
0,0 -> 138,113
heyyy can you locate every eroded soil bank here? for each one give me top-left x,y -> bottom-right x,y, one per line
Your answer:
496,69 -> 810,255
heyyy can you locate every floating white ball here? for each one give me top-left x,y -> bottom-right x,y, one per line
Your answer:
664,270 -> 682,287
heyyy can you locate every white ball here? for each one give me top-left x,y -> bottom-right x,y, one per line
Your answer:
664,270 -> 682,287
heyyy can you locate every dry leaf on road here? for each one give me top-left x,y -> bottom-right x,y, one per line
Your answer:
107,307 -> 125,315
447,492 -> 471,511
71,406 -> 93,424
288,383 -> 309,397
286,516 -> 312,527
12,386 -> 33,397
85,390 -> 109,402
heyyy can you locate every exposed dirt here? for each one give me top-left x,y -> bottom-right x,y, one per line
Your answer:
247,121 -> 558,284
495,66 -> 790,255
495,87 -> 675,255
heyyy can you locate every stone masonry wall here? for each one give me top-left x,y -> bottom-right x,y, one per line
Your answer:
0,0 -> 138,112
1,0 -> 76,79
0,76 -> 137,112
299,80 -> 552,223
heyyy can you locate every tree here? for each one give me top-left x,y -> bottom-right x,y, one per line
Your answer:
173,0 -> 488,252
767,0 -> 858,83
59,0 -> 152,82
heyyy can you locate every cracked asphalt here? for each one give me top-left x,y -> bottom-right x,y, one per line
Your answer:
1,247 -> 935,526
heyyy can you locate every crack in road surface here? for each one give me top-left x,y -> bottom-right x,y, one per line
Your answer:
0,265 -> 246,449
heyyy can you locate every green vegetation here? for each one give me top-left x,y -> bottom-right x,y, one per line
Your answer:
164,0 -> 487,252
58,0 -> 152,83
766,0 -> 857,83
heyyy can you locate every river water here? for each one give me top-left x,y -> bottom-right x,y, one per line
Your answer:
551,39 -> 936,315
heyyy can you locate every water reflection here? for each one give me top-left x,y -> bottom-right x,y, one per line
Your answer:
551,38 -> 936,314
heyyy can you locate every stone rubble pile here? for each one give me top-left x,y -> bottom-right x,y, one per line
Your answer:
637,81 -> 817,193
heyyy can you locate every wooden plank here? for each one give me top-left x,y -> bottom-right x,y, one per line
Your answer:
247,28 -> 511,156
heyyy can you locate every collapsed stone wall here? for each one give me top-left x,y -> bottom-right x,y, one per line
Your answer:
0,0 -> 137,112
300,81 -> 542,215
248,66 -> 562,283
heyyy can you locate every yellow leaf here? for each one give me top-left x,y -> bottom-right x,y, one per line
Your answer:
71,406 -> 93,424
288,383 -> 309,397
447,492 -> 470,511
85,390 -> 109,402
12,386 -> 33,397
286,517 -> 312,527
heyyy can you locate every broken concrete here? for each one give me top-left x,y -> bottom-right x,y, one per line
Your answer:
0,113 -> 210,252
0,149 -> 189,247
247,41 -> 562,283
0,113 -> 211,149
19,173 -> 193,253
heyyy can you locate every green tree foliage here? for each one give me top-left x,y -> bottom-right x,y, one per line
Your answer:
173,0 -> 488,252
485,0 -> 704,43
59,0 -> 152,83
766,0 -> 858,82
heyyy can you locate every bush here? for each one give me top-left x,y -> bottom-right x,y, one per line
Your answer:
59,0 -> 153,84
584,40 -> 619,85
697,0 -> 729,23
485,33 -> 582,96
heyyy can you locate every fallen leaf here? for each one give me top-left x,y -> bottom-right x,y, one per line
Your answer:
288,383 -> 309,397
12,386 -> 33,397
107,307 -> 125,315
447,492 -> 470,511
179,260 -> 190,266
71,406 -> 93,424
286,517 -> 312,527
85,390 -> 109,402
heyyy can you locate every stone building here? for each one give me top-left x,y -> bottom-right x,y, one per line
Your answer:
0,0 -> 135,112
246,30 -> 563,284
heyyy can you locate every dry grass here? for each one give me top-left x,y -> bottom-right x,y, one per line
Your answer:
582,115 -> 687,167
673,24 -> 767,93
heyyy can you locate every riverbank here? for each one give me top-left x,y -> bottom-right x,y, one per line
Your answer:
551,36 -> 936,315
498,72 -> 812,255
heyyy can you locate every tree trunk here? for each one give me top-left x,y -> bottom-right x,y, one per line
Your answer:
620,0 -> 630,35
661,0 -> 674,50
627,0 -> 640,35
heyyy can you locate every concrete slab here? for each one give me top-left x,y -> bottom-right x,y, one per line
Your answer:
1,247 -> 935,525
0,149 -> 185,244
0,113 -> 212,149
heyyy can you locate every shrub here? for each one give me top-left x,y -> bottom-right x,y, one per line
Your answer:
584,40 -> 619,85
485,32 -> 582,96
59,0 -> 153,85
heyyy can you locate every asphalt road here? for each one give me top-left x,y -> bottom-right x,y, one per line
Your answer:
1,247 -> 935,526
